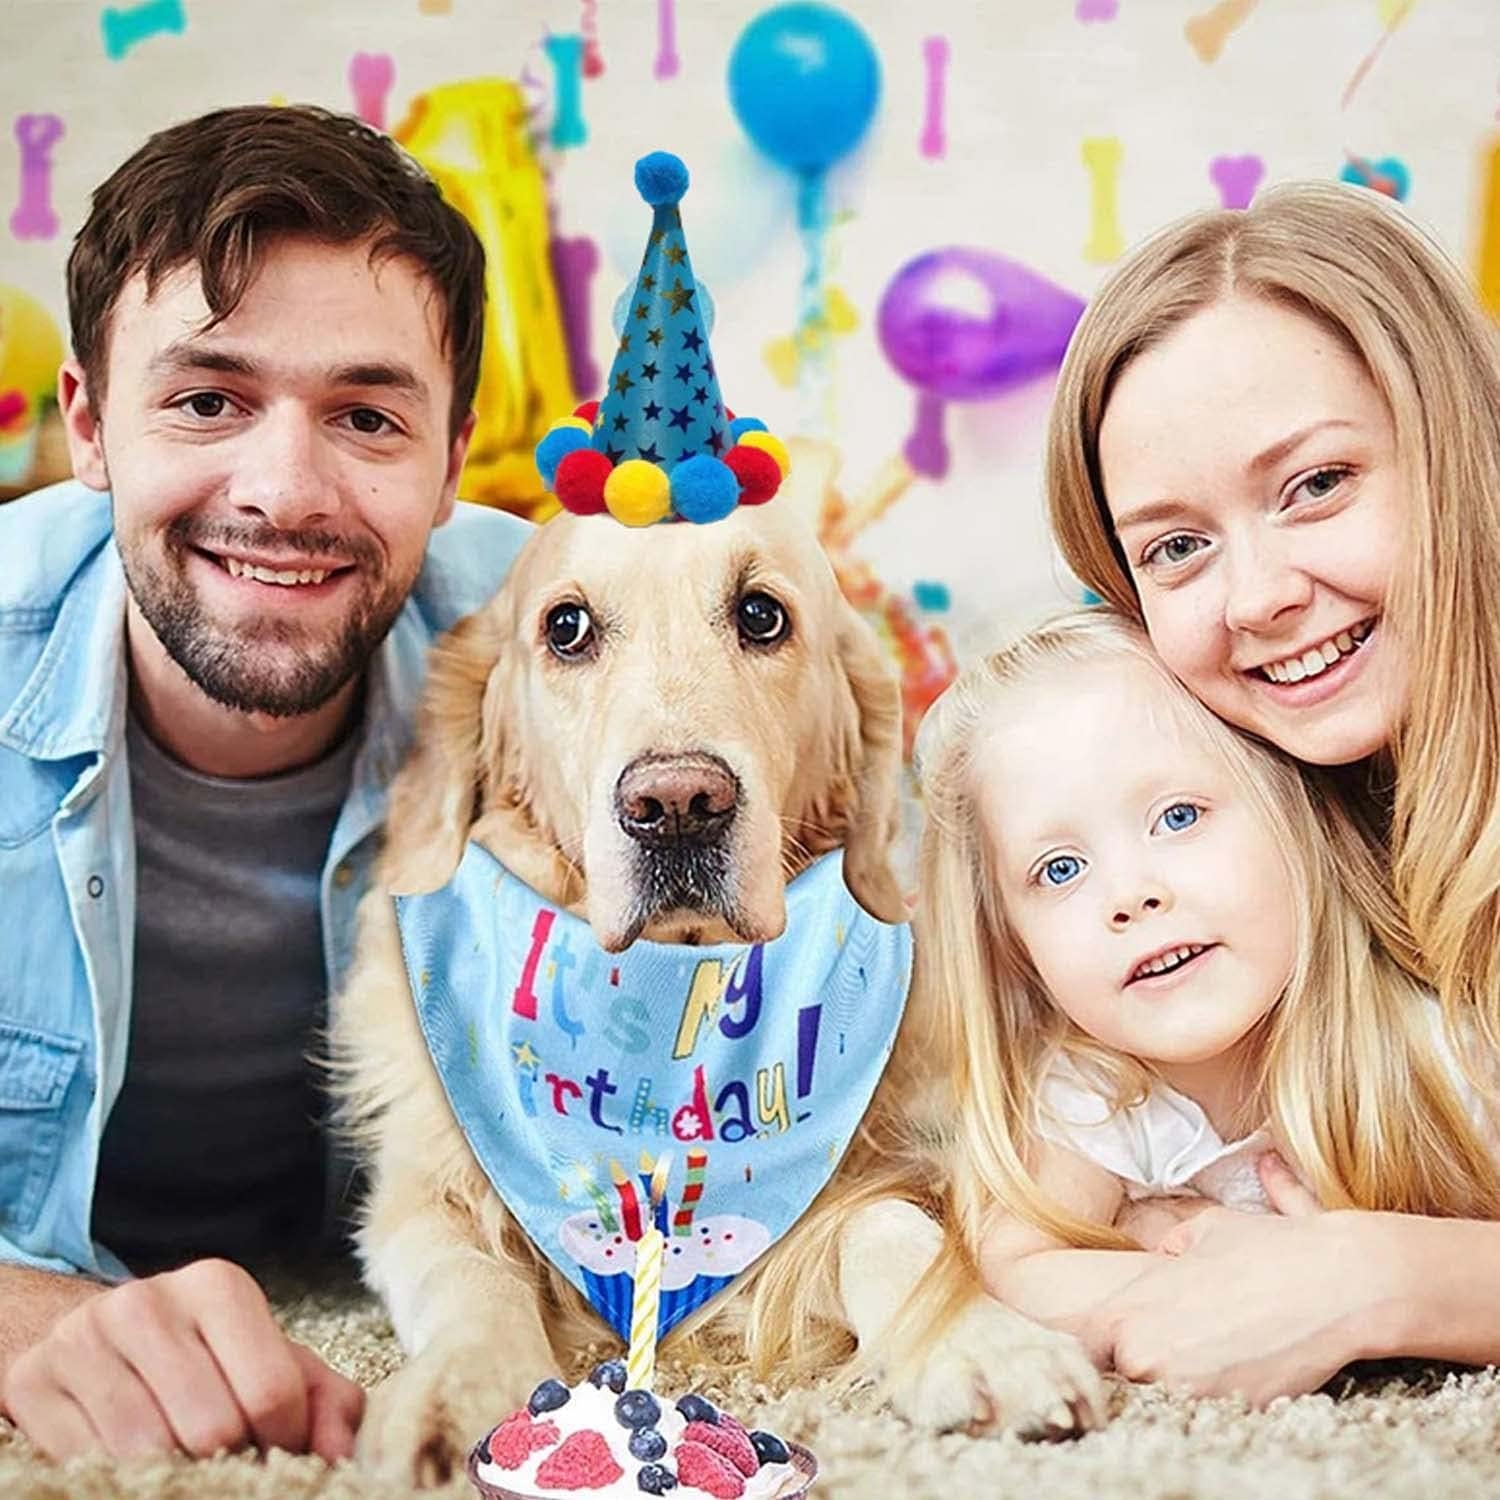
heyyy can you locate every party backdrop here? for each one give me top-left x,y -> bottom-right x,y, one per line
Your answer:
4,0 -> 1499,750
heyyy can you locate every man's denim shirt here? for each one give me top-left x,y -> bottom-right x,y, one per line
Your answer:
0,481 -> 529,1278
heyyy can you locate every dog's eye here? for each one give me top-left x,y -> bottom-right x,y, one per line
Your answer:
737,592 -> 789,646
545,602 -> 595,659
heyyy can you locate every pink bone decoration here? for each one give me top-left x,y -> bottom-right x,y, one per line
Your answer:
1209,153 -> 1265,209
654,0 -> 680,80
10,114 -> 64,241
1076,0 -> 1120,18
920,36 -> 949,160
349,53 -> 396,131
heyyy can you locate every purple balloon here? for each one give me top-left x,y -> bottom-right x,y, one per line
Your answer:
877,248 -> 1084,400
878,248 -> 1084,476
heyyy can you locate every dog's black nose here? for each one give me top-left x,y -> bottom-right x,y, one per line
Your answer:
615,754 -> 738,849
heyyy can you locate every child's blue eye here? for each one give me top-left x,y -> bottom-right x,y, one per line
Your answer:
1039,855 -> 1085,887
1155,802 -> 1201,833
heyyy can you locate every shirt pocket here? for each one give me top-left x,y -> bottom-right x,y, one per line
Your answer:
0,1021 -> 83,1236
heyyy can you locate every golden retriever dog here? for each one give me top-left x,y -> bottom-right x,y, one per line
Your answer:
332,498 -> 1103,1486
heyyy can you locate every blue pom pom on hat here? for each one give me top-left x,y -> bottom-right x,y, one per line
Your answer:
534,151 -> 789,526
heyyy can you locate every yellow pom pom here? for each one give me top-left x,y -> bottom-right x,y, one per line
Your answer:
737,430 -> 790,478
553,416 -> 594,436
604,459 -> 672,527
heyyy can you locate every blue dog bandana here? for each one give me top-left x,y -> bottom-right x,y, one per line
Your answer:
394,845 -> 911,1342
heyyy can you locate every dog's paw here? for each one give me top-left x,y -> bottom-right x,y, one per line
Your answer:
357,1341 -> 552,1489
888,1298 -> 1106,1441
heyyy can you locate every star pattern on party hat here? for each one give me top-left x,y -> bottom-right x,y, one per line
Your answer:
533,152 -> 791,526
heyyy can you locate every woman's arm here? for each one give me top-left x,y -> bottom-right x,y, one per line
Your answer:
978,1138 -> 1157,1348
1085,1154 -> 1500,1403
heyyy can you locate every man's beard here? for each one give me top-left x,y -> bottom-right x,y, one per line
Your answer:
119,514 -> 411,719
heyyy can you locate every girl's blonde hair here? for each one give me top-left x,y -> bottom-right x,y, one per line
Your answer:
1046,179 -> 1500,1062
735,607 -> 1500,1390
917,609 -> 1500,1268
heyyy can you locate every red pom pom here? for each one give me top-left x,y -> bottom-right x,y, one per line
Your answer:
555,448 -> 613,514
573,400 -> 601,423
723,444 -> 781,505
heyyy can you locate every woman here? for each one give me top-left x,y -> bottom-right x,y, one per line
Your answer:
1044,179 -> 1500,1399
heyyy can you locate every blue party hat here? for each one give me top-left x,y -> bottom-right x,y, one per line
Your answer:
534,151 -> 789,526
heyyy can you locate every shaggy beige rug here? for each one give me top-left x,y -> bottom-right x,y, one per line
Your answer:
4,1269 -> 1499,1500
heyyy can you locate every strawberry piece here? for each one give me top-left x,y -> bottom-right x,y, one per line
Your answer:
535,1429 -> 624,1490
487,1411 -> 562,1469
676,1439 -> 747,1498
683,1418 -> 758,1477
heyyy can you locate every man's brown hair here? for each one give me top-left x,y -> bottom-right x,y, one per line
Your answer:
66,104 -> 485,438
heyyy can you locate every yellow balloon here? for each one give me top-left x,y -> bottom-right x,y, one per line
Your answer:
0,285 -> 65,425
604,459 -> 671,527
738,429 -> 791,479
395,80 -> 575,520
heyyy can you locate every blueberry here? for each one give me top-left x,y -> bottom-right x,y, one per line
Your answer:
629,1426 -> 668,1461
527,1378 -> 571,1415
637,1464 -> 678,1494
750,1430 -> 791,1465
615,1389 -> 662,1429
674,1394 -> 719,1425
589,1359 -> 628,1393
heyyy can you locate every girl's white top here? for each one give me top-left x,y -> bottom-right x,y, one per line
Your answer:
1035,1000 -> 1492,1212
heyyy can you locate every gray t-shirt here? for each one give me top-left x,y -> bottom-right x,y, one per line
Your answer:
91,712 -> 360,1274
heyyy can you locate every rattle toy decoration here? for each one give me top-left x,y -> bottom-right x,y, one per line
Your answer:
535,151 -> 789,527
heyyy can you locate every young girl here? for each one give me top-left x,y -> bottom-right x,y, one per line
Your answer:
913,609 -> 1500,1379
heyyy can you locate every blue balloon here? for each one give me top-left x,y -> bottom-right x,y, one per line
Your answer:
728,3 -> 881,175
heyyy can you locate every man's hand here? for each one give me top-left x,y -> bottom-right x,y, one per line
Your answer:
2,1258 -> 364,1462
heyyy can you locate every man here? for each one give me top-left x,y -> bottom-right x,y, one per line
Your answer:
0,105 -> 529,1462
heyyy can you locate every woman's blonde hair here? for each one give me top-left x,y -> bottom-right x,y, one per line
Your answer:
1046,178 -> 1500,1061
916,609 -> 1500,1269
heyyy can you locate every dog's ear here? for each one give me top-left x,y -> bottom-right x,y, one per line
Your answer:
382,605 -> 508,896
836,604 -> 910,924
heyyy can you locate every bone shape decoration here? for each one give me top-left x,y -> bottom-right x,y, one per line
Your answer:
1081,136 -> 1125,264
544,34 -> 588,148
418,0 -> 452,12
1209,153 -> 1265,209
1185,0 -> 1259,63
920,36 -> 949,160
1075,0 -> 1119,19
11,114 -> 64,241
349,53 -> 396,131
581,0 -> 604,78
101,0 -> 185,61
654,0 -> 680,80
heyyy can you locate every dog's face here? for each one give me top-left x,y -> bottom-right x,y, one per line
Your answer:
384,497 -> 906,951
